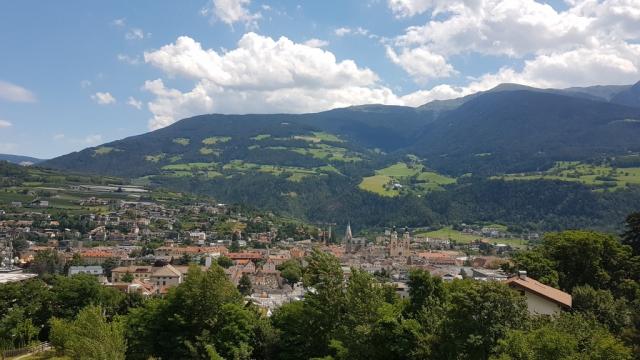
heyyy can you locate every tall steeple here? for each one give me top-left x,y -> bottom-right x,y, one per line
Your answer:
344,222 -> 353,253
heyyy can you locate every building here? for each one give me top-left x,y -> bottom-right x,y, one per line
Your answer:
68,266 -> 104,276
389,227 -> 411,257
344,222 -> 353,253
506,271 -> 572,315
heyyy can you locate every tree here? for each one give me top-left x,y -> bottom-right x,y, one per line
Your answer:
238,274 -> 253,296
50,305 -> 127,360
622,212 -> 640,256
49,274 -> 125,319
541,231 -> 635,293
30,249 -> 64,276
121,272 -> 134,283
277,259 -> 302,285
102,257 -> 120,279
491,314 -> 632,360
572,285 -> 632,334
125,265 -> 268,360
216,255 -> 233,268
507,249 -> 559,287
407,269 -> 444,315
439,280 -> 528,359
229,239 -> 240,252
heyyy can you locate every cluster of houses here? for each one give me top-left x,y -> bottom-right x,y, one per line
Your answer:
1,188 -> 570,316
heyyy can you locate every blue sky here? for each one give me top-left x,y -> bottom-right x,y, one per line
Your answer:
1,0 -> 639,158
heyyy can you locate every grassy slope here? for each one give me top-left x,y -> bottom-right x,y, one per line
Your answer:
497,161 -> 640,190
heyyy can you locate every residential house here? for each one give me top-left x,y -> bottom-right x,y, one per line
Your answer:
506,271 -> 572,315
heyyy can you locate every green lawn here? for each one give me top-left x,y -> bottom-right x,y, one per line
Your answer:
251,134 -> 271,140
417,227 -> 527,248
202,136 -> 231,145
93,146 -> 119,156
172,137 -> 190,146
359,162 -> 456,196
497,161 -> 640,190
145,153 -> 166,162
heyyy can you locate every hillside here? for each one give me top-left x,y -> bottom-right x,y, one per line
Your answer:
41,82 -> 640,231
0,154 -> 43,165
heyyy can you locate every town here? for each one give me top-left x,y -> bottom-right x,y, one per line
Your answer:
0,182 -> 566,318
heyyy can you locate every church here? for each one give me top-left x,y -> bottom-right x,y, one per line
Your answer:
388,227 -> 411,257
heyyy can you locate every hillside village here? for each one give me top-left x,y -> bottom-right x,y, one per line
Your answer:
0,177 -> 566,317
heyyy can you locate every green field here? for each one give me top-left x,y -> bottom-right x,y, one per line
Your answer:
199,147 -> 220,155
497,161 -> 640,190
293,131 -> 343,143
251,134 -> 271,140
93,147 -> 120,156
290,144 -> 362,162
172,137 -> 190,146
359,162 -> 456,196
202,136 -> 231,145
145,153 -> 166,162
417,226 -> 527,248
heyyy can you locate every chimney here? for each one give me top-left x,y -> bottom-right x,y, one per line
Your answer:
518,270 -> 527,280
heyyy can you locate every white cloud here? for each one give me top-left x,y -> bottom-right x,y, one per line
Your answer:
142,33 -> 403,129
0,120 -> 12,128
125,28 -> 145,40
91,92 -> 116,105
80,80 -> 92,88
388,0 -> 441,18
84,134 -> 103,145
53,133 -> 65,140
207,0 -> 261,28
111,18 -> 126,27
117,54 -> 141,65
387,0 -> 640,89
127,96 -> 143,110
303,38 -> 330,48
334,27 -> 370,37
386,46 -> 456,82
0,80 -> 36,102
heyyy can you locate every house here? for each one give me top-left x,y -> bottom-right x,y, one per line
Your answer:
506,271 -> 572,315
68,266 -> 104,276
111,265 -> 154,282
151,264 -> 182,289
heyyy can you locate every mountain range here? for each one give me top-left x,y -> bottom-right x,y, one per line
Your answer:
40,81 -> 640,230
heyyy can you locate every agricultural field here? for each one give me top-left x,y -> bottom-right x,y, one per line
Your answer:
172,138 -> 190,146
145,153 -> 166,162
290,144 -> 362,162
358,162 -> 456,196
202,136 -> 231,145
93,147 -> 120,156
417,226 -> 528,248
292,131 -> 343,143
496,161 -> 640,190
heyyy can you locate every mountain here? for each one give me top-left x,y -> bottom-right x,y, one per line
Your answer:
0,154 -> 43,166
41,82 -> 640,231
415,90 -> 640,175
610,81 -> 640,108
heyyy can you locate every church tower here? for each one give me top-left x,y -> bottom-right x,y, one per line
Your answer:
401,227 -> 411,257
344,222 -> 353,253
389,227 -> 399,257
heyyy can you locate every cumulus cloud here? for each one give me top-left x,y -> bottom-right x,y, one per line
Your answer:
142,33 -> 403,129
303,38 -> 330,48
386,46 -> 456,82
0,80 -> 36,102
388,0 -> 441,18
205,0 -> 261,28
127,96 -> 143,110
91,92 -> 116,105
0,120 -> 12,128
387,0 -> 640,88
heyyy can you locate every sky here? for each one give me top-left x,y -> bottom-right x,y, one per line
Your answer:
1,0 -> 640,158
